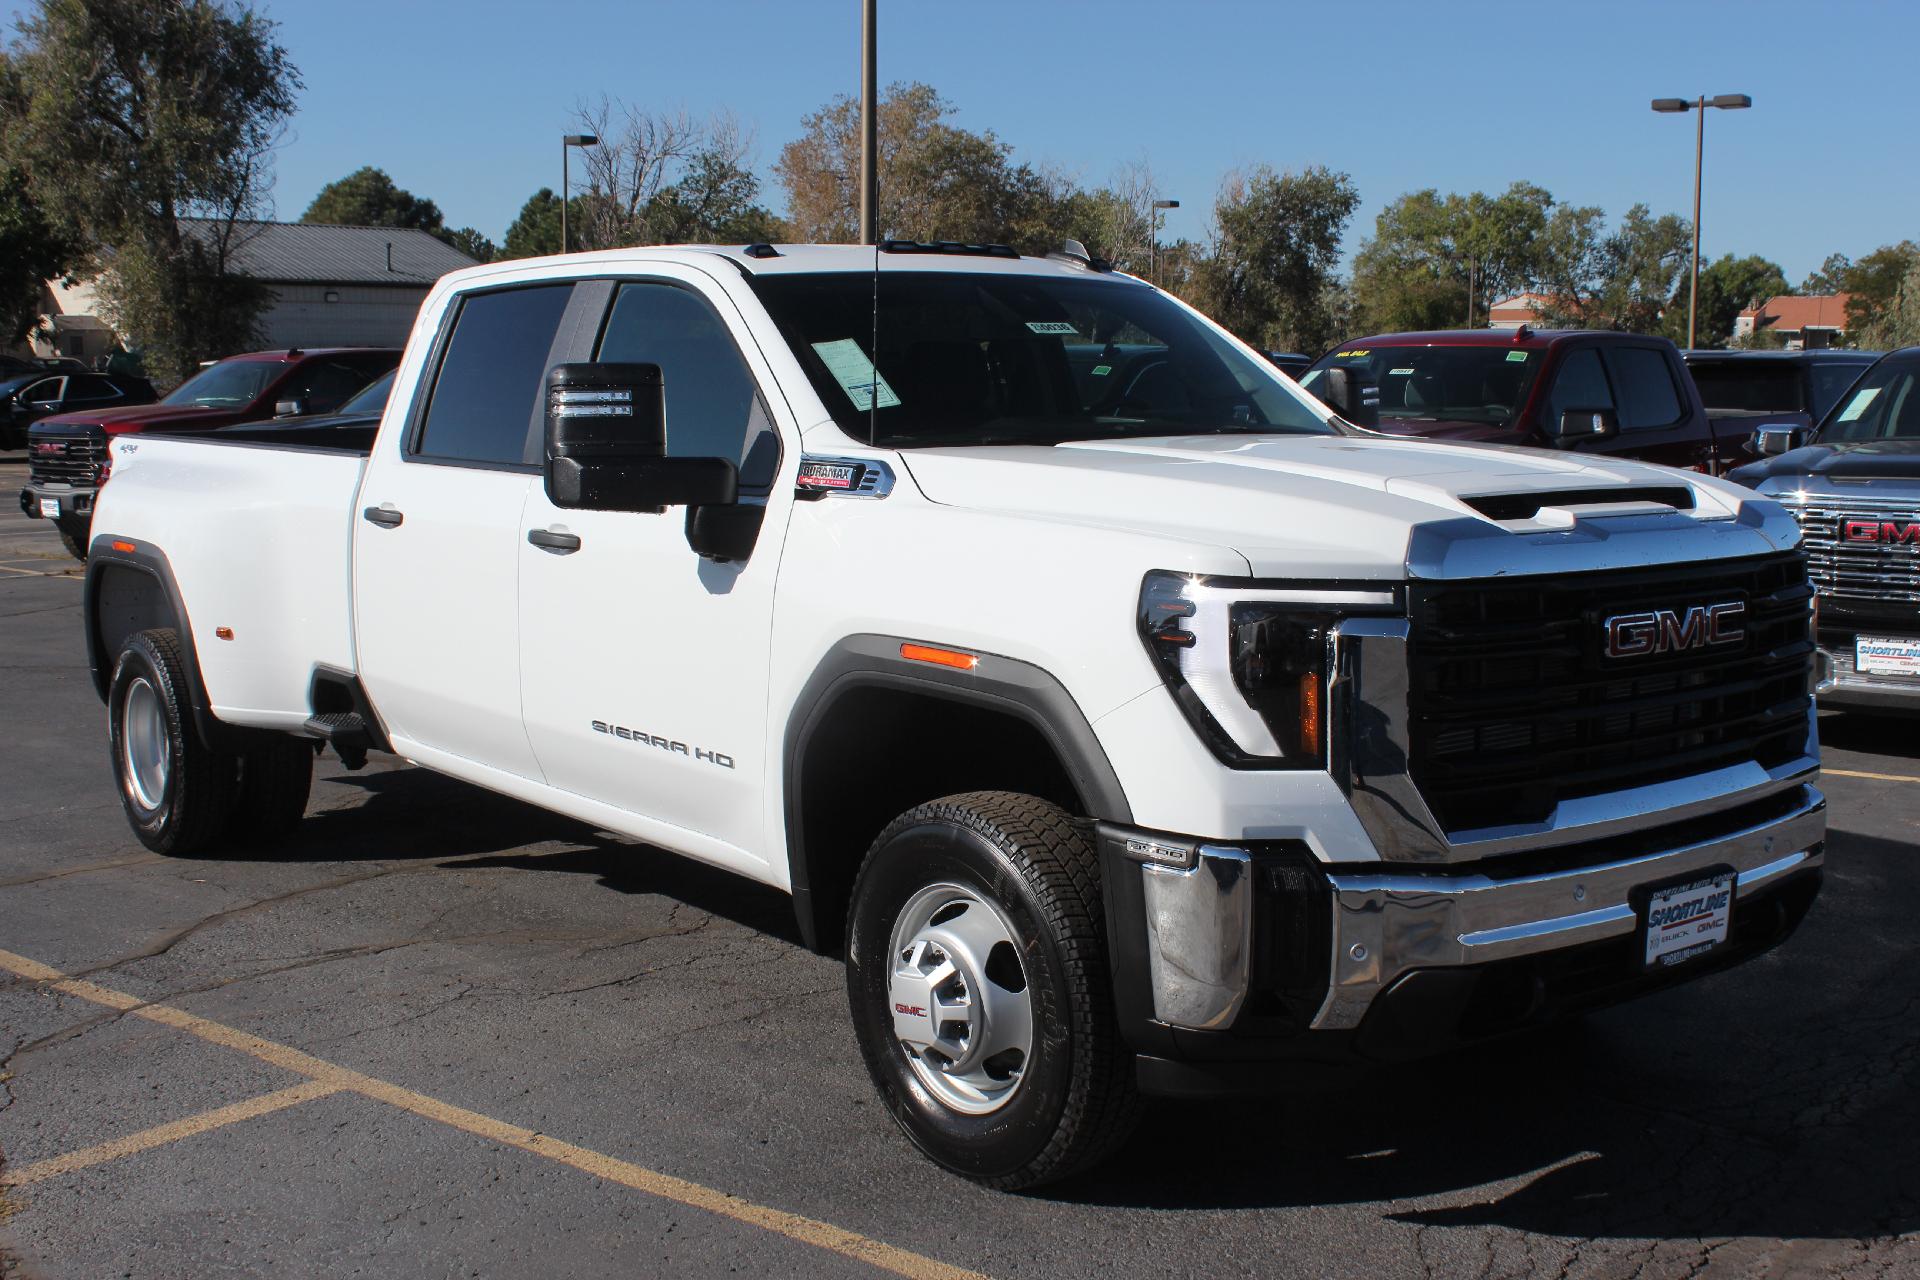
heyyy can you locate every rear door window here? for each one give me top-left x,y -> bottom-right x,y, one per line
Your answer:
63,376 -> 119,403
415,284 -> 575,466
1603,347 -> 1684,429
21,376 -> 64,406
1688,362 -> 1801,412
284,359 -> 386,414
1545,349 -> 1613,427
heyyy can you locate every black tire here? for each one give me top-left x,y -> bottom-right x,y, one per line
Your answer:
845,791 -> 1140,1189
230,735 -> 315,840
107,628 -> 238,854
55,518 -> 88,561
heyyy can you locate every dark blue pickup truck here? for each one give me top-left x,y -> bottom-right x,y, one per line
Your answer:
1730,346 -> 1920,713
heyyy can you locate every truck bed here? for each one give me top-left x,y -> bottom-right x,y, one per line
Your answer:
91,432 -> 368,730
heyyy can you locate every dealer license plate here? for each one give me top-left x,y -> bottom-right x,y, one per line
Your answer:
1641,871 -> 1735,968
1857,634 -> 1920,677
38,497 -> 59,519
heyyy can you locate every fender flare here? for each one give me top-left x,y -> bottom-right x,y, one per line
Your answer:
84,536 -> 236,752
781,633 -> 1132,950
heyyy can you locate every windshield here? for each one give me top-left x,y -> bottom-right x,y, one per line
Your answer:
162,360 -> 278,408
749,270 -> 1332,447
339,370 -> 394,415
1818,356 -> 1920,442
1301,344 -> 1542,427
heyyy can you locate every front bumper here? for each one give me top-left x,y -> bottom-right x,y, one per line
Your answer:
1099,783 -> 1825,1087
17,482 -> 95,521
1815,642 -> 1920,714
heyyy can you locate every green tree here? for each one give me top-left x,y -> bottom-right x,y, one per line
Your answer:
1801,251 -> 1851,295
1349,182 -> 1555,333
1535,204 -> 1689,334
0,0 -> 299,379
301,166 -> 443,231
502,188 -> 563,258
1190,165 -> 1359,353
1853,257 -> 1920,349
0,162 -> 78,344
441,226 -> 497,263
1669,253 -> 1790,348
1842,241 -> 1920,339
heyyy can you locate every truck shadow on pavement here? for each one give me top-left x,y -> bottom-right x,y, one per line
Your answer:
273,766 -> 805,945
1819,710 -> 1920,759
1058,828 -> 1918,1243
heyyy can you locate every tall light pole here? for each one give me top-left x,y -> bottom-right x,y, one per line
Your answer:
859,0 -> 878,245
1651,94 -> 1750,348
560,133 -> 599,254
1149,198 -> 1179,285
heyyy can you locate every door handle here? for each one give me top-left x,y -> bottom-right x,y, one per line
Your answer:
362,505 -> 404,528
527,528 -> 582,554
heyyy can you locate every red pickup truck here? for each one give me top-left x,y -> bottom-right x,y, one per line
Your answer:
1299,328 -> 1743,473
20,347 -> 398,558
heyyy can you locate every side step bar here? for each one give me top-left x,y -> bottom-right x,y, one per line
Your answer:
303,711 -> 374,770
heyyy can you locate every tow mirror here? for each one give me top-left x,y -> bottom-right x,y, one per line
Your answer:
274,397 -> 307,417
543,362 -> 736,513
1547,407 -> 1619,447
1319,367 -> 1378,429
1752,424 -> 1810,456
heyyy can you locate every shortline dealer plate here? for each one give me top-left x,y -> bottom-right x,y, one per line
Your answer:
38,497 -> 60,519
1639,868 -> 1735,968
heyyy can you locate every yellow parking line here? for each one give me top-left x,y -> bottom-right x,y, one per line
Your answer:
1824,767 -> 1920,785
0,948 -> 987,1280
0,564 -> 80,579
3,1079 -> 343,1186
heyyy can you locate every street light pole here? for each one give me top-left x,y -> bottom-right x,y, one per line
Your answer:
859,0 -> 878,245
1652,94 -> 1750,348
1149,199 -> 1179,285
560,133 -> 599,254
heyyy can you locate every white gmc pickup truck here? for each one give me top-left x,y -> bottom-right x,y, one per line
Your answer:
81,241 -> 1825,1188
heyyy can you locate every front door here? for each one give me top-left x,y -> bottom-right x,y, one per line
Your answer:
353,280 -> 577,782
517,271 -> 793,871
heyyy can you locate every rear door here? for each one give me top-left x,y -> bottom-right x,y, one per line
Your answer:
352,280 -> 577,782
516,268 -> 793,867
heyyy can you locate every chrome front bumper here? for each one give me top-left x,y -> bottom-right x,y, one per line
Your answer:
1131,784 -> 1825,1033
1817,645 -> 1920,712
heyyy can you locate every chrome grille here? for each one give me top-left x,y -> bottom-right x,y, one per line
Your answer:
27,432 -> 107,488
1784,494 -> 1920,606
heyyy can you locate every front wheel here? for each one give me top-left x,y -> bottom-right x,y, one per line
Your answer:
845,792 -> 1139,1189
55,517 -> 88,562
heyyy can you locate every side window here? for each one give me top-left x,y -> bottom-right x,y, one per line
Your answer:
1545,349 -> 1612,427
1809,363 -> 1866,423
285,360 -> 382,413
1604,347 -> 1684,429
21,377 -> 64,406
64,376 -> 117,403
416,284 -> 575,465
595,282 -> 764,464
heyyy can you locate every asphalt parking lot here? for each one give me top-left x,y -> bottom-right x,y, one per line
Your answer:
0,452 -> 1915,1279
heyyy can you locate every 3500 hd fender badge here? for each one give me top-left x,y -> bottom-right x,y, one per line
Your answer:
591,721 -> 735,769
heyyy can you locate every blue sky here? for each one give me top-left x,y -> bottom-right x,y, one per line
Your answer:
8,0 -> 1916,282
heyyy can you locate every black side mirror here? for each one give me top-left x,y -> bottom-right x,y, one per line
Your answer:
544,362 -> 737,513
1752,424 -> 1810,456
1547,407 -> 1619,447
274,397 -> 307,417
1319,367 -> 1378,429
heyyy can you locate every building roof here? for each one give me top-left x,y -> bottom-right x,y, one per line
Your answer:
179,219 -> 479,286
1739,293 -> 1854,332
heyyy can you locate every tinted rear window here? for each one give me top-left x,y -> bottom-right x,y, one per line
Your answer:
1688,362 -> 1802,413
1606,347 -> 1683,429
416,285 -> 574,465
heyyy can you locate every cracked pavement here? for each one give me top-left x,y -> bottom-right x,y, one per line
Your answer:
0,468 -> 1916,1278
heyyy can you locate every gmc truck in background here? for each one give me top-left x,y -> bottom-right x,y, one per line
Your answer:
80,242 -> 1825,1188
1732,346 -> 1920,712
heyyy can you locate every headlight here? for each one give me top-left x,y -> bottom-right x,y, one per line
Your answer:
1137,571 -> 1397,769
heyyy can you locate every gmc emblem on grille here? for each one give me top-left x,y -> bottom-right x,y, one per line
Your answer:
1603,602 -> 1746,659
1841,518 -> 1920,545
31,442 -> 64,456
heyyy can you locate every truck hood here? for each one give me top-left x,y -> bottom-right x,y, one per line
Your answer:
898,433 -> 1793,580
1360,417 -> 1525,445
1730,439 -> 1920,488
37,403 -> 239,435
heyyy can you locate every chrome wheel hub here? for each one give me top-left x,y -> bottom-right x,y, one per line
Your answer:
121,676 -> 170,813
886,883 -> 1033,1115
